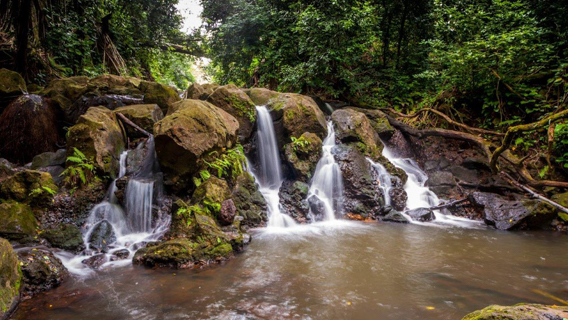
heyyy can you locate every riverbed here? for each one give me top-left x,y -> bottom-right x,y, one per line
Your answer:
12,221 -> 568,320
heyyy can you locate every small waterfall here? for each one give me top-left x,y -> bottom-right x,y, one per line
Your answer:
307,121 -> 343,221
255,106 -> 296,228
368,159 -> 393,207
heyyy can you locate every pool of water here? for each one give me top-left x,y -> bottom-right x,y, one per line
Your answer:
12,221 -> 568,320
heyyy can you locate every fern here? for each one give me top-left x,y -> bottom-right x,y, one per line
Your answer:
202,144 -> 246,181
60,147 -> 98,189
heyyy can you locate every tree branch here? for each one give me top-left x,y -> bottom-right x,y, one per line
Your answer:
116,113 -> 151,137
500,172 -> 568,215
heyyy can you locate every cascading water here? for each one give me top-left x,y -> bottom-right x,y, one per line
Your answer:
307,121 -> 343,221
368,159 -> 393,207
255,106 -> 297,228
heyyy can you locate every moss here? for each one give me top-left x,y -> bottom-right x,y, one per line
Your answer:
0,68 -> 26,94
461,304 -> 568,320
0,238 -> 22,316
0,201 -> 38,242
140,81 -> 181,114
225,95 -> 256,122
0,170 -> 58,207
42,224 -> 84,252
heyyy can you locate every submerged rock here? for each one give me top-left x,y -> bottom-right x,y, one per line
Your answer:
111,249 -> 130,261
206,84 -> 256,141
0,201 -> 37,243
406,208 -> 434,222
17,248 -> 68,299
383,211 -> 409,223
0,238 -> 22,318
461,304 -> 568,320
81,254 -> 107,270
41,224 -> 84,252
87,220 -> 116,253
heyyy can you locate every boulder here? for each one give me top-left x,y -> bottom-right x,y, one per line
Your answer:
114,104 -> 164,138
389,188 -> 408,212
231,173 -> 267,227
471,192 -> 557,230
111,249 -> 130,261
31,149 -> 67,170
192,176 -> 231,205
68,94 -> 144,124
426,171 -> 457,197
0,170 -> 58,207
87,220 -> 116,253
0,159 -> 14,183
0,238 -> 22,318
383,211 -> 409,223
0,69 -> 26,113
461,304 -> 568,320
66,106 -> 125,175
268,93 -> 327,140
332,108 -> 382,156
283,132 -> 322,182
206,84 -> 256,141
187,83 -> 219,100
279,180 -> 310,222
245,88 -> 280,106
17,248 -> 68,299
307,195 -> 327,221
0,94 -> 61,164
406,208 -> 434,222
219,199 -> 237,226
154,100 -> 239,192
41,224 -> 84,252
347,107 -> 395,139
139,80 -> 181,114
81,254 -> 107,270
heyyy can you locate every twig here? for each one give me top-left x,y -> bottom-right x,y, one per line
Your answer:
116,112 -> 151,137
500,172 -> 568,215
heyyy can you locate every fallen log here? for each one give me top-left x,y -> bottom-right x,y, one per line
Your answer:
500,172 -> 568,215
116,113 -> 151,137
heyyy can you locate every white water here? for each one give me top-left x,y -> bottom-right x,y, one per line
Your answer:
125,179 -> 154,232
307,121 -> 343,221
255,106 -> 297,228
368,159 -> 393,207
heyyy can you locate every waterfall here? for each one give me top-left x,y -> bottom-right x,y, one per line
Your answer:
307,121 -> 343,221
255,106 -> 297,228
368,159 -> 393,207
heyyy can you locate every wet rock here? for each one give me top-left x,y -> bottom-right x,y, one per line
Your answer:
389,188 -> 408,212
383,211 -> 409,223
66,106 -> 125,175
332,108 -> 382,156
0,238 -> 22,318
0,201 -> 37,242
193,176 -> 231,205
307,195 -> 326,222
81,254 -> 107,269
87,220 -> 116,253
425,171 -> 456,197
187,83 -> 219,100
31,149 -> 67,170
279,180 -> 309,222
114,104 -> 164,138
0,169 -> 58,207
245,88 -> 280,105
347,107 -> 395,140
219,199 -> 237,226
406,208 -> 434,222
461,304 -> 568,320
17,248 -> 68,299
42,224 -> 84,252
110,249 -> 130,261
154,100 -> 239,192
267,93 -> 327,140
0,68 -> 26,112
232,173 -> 267,227
283,132 -> 322,182
0,94 -> 61,164
470,192 -> 557,230
206,84 -> 256,141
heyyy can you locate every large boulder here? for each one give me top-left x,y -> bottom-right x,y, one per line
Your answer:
332,108 -> 382,156
192,176 -> 231,205
231,173 -> 267,227
245,88 -> 280,106
0,202 -> 37,243
87,220 -> 116,253
0,170 -> 58,207
153,100 -> 239,192
0,69 -> 26,113
461,304 -> 568,320
268,93 -> 327,140
206,84 -> 256,141
114,104 -> 164,138
66,107 -> 125,176
41,224 -> 84,252
0,238 -> 22,318
139,80 -> 181,114
0,95 -> 61,164
31,149 -> 66,170
283,132 -> 322,182
471,192 -> 558,230
347,107 -> 395,140
187,83 -> 219,100
67,94 -> 144,124
17,248 -> 68,299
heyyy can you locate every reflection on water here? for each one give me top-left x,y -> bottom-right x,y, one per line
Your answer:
13,223 -> 568,320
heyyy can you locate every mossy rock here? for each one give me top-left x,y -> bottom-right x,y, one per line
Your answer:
0,69 -> 26,113
0,170 -> 58,207
332,108 -> 382,157
0,238 -> 22,318
268,93 -> 327,140
17,248 -> 68,299
0,159 -> 14,183
348,107 -> 395,139
66,106 -> 125,176
0,201 -> 37,242
206,84 -> 256,141
284,132 -> 323,182
192,176 -> 231,206
154,100 -> 239,192
232,173 -> 267,227
41,224 -> 84,252
461,303 -> 568,320
140,81 -> 180,114
114,104 -> 164,138
40,76 -> 91,119
31,149 -> 66,170
187,83 -> 219,100
245,88 -> 280,106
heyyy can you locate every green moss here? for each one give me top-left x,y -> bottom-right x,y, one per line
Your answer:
0,238 -> 22,316
226,95 -> 255,122
0,201 -> 38,242
42,224 -> 84,251
0,170 -> 58,206
0,68 -> 26,94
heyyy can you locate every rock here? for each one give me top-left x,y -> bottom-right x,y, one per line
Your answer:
187,83 -> 218,100
348,107 -> 395,139
41,224 -> 84,252
192,176 -> 231,205
551,191 -> 568,208
206,84 -> 256,141
66,106 -> 125,175
110,249 -> 130,261
470,192 -> 558,230
0,69 -> 26,112
307,195 -> 326,221
279,180 -> 309,222
449,165 -> 482,185
31,149 -> 67,170
283,132 -> 322,182
87,220 -> 116,253
139,80 -> 181,114
81,254 -> 107,269
332,108 -> 382,156
232,173 -> 267,227
0,238 -> 22,318
0,169 -> 58,207
0,159 -> 14,183
68,94 -> 144,124
219,199 -> 237,226
461,304 -> 568,320
154,100 -> 239,192
426,171 -> 456,197
114,104 -> 164,138
17,248 -> 68,299
383,211 -> 409,223
268,93 -> 327,140
245,88 -> 280,105
406,208 -> 434,222
389,188 -> 408,212
0,94 -> 61,164
40,76 -> 91,121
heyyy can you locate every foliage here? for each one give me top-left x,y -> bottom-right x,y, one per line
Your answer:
554,122 -> 568,168
60,148 -> 98,189
176,199 -> 221,226
202,144 -> 246,181
193,170 -> 211,188
290,136 -> 310,152
28,186 -> 57,198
